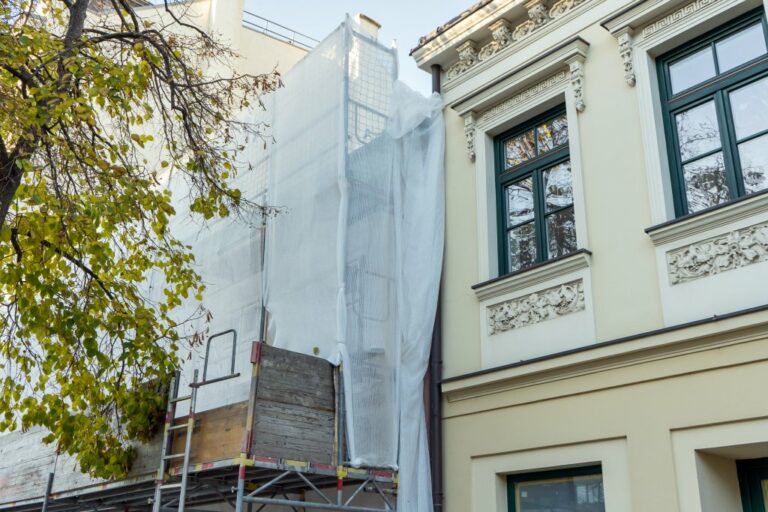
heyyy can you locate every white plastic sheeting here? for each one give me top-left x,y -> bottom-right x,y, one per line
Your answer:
264,18 -> 444,512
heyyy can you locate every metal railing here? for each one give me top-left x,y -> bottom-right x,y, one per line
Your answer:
242,11 -> 319,50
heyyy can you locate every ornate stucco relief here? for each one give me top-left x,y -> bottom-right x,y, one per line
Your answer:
617,30 -> 636,86
487,280 -> 585,335
641,0 -> 718,38
478,19 -> 513,61
549,0 -> 586,19
479,71 -> 569,125
667,221 -> 768,285
464,115 -> 477,161
446,40 -> 479,80
568,58 -> 586,112
445,0 -> 594,82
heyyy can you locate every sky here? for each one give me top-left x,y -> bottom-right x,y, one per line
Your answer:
242,0 -> 472,96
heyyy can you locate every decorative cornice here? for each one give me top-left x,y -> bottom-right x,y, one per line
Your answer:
449,37 -> 590,115
487,280 -> 585,335
647,191 -> 768,245
479,71 -> 570,126
667,220 -> 768,285
446,40 -> 479,80
567,56 -> 586,112
616,28 -> 636,86
464,114 -> 477,161
442,0 -> 597,84
473,249 -> 591,301
641,0 -> 718,38
478,19 -> 513,61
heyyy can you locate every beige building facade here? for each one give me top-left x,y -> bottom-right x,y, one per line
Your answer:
412,0 -> 768,510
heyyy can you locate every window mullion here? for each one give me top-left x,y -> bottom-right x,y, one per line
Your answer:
714,90 -> 743,198
533,169 -> 547,264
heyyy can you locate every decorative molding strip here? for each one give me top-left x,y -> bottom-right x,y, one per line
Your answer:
667,220 -> 768,285
473,249 -> 591,301
641,0 -> 718,38
446,40 -> 479,80
568,57 -> 586,112
617,29 -> 636,86
488,280 -> 585,335
479,71 -> 569,125
464,114 -> 477,161
647,192 -> 768,245
444,0 -> 595,83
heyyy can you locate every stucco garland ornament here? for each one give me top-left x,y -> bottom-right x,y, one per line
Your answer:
464,116 -> 477,161
617,31 -> 636,86
549,0 -> 587,19
569,59 -> 586,112
487,280 -> 585,335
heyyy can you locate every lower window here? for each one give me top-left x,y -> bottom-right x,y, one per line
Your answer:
507,466 -> 605,512
738,458 -> 768,511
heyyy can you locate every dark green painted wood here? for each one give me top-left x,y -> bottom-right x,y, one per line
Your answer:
494,105 -> 571,275
658,9 -> 768,216
506,465 -> 603,512
737,457 -> 768,512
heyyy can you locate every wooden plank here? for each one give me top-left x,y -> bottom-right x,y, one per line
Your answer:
257,345 -> 335,410
170,401 -> 247,468
251,399 -> 335,463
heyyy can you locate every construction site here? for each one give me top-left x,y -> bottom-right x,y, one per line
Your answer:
0,11 -> 444,512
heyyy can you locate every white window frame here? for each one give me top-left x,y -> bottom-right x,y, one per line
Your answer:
606,0 -> 768,225
455,39 -> 591,282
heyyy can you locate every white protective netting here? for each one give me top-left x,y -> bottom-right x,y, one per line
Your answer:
264,18 -> 444,511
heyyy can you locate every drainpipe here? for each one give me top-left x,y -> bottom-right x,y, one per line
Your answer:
428,63 -> 444,512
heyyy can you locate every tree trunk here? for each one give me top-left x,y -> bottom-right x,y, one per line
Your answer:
0,156 -> 24,230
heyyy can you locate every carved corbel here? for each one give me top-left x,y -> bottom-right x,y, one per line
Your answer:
567,56 -> 586,113
616,28 -> 636,86
463,113 -> 477,162
479,19 -> 513,61
446,40 -> 479,80
512,0 -> 551,41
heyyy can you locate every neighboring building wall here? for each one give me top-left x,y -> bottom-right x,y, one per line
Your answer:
413,0 -> 768,509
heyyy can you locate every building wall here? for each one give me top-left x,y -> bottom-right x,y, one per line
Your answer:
413,0 -> 768,509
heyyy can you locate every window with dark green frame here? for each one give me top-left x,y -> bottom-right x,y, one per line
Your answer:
495,107 -> 576,275
507,465 -> 605,512
658,9 -> 768,217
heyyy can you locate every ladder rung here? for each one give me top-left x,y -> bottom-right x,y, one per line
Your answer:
169,424 -> 188,431
170,394 -> 192,403
163,453 -> 185,460
160,483 -> 182,490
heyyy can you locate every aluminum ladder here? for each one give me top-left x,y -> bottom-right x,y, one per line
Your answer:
151,369 -> 199,512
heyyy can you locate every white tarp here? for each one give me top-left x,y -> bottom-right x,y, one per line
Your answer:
264,18 -> 444,511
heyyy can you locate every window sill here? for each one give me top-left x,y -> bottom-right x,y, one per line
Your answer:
472,249 -> 592,301
645,189 -> 768,245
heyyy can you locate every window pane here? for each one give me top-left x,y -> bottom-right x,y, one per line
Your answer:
506,177 -> 534,226
516,474 -> 605,512
546,207 -> 577,260
537,115 -> 569,153
716,23 -> 768,73
505,130 -> 536,168
682,151 -> 730,212
670,47 -> 716,94
730,76 -> 768,140
739,134 -> 768,194
543,161 -> 573,212
508,223 -> 537,272
675,101 -> 721,161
